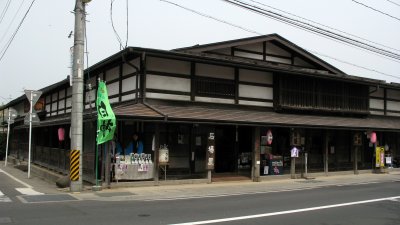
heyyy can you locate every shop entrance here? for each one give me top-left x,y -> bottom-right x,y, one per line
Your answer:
215,126 -> 236,173
214,126 -> 253,178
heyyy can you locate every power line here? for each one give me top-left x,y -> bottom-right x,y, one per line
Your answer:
125,0 -> 128,48
351,0 -> 400,22
160,0 -> 261,35
160,1 -> 400,80
110,0 -> 123,50
386,0 -> 400,7
0,0 -> 35,62
0,0 -> 12,24
221,0 -> 400,61
0,0 -> 26,44
250,0 -> 400,53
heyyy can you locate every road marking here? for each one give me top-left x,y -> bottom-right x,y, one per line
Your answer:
170,196 -> 400,225
0,190 -> 12,203
15,188 -> 43,195
0,169 -> 32,188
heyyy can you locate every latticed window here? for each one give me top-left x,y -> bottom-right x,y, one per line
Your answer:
275,74 -> 369,114
195,77 -> 235,98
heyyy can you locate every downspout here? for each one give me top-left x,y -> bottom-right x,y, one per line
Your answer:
122,49 -> 168,121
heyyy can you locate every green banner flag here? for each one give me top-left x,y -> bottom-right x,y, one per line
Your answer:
96,81 -> 116,145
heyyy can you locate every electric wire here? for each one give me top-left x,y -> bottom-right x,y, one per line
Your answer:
0,0 -> 26,44
110,0 -> 123,50
221,0 -> 400,61
386,0 -> 400,7
160,0 -> 400,80
351,0 -> 400,22
250,0 -> 400,53
125,0 -> 128,48
0,0 -> 12,24
160,0 -> 261,35
0,0 -> 35,62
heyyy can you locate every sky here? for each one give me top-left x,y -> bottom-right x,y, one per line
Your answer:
0,0 -> 399,105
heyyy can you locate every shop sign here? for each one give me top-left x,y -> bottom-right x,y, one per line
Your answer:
206,132 -> 215,170
375,146 -> 385,168
290,147 -> 299,158
267,129 -> 273,145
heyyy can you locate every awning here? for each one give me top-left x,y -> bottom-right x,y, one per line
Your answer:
113,102 -> 400,131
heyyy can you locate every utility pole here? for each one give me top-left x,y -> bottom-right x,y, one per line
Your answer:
70,0 -> 90,192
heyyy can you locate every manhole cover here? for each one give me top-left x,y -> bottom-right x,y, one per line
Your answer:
95,192 -> 135,197
19,194 -> 78,203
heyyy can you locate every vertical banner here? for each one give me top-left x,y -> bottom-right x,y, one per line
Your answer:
96,81 -> 116,145
206,132 -> 215,170
375,146 -> 385,168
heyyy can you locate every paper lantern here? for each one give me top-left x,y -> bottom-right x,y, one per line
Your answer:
267,129 -> 273,145
370,132 -> 376,144
58,128 -> 65,141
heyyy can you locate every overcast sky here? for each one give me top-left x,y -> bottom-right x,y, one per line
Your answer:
0,0 -> 399,104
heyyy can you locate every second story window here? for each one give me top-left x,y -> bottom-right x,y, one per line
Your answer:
195,77 -> 235,98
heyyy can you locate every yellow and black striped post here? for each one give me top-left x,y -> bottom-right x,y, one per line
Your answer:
70,150 -> 80,181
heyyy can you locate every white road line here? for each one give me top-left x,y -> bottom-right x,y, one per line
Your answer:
0,190 -> 12,203
170,196 -> 400,225
0,168 -> 32,188
15,188 -> 43,195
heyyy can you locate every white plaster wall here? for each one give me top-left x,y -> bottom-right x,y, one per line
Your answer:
45,95 -> 51,104
265,42 -> 291,57
239,43 -> 263,52
59,89 -> 65,99
122,76 -> 137,92
239,84 -> 273,100
66,108 -> 71,113
265,56 -> 291,64
58,99 -> 65,109
107,81 -> 119,96
369,99 -> 384,110
45,104 -> 51,113
109,98 -> 119,104
67,87 -> 72,96
196,63 -> 234,80
52,102 -> 57,111
234,51 -> 263,60
85,89 -> 95,103
106,66 -> 119,81
369,87 -> 384,98
146,92 -> 190,101
370,110 -> 384,116
238,100 -> 273,107
387,101 -> 400,111
239,69 -> 273,84
121,93 -> 135,102
123,58 -> 140,76
147,57 -> 191,75
293,57 -> 314,68
146,74 -> 190,92
387,89 -> 400,100
66,97 -> 72,108
195,96 -> 234,104
387,112 -> 400,117
87,77 -> 96,88
52,93 -> 58,101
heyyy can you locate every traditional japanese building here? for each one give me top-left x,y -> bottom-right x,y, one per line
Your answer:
2,34 -> 400,183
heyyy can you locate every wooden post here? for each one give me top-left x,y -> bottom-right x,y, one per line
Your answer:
354,146 -> 359,175
324,131 -> 329,176
252,127 -> 261,182
105,142 -> 111,188
154,124 -> 160,185
291,158 -> 296,179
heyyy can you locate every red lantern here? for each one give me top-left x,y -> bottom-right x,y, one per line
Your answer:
370,132 -> 376,144
267,129 -> 273,145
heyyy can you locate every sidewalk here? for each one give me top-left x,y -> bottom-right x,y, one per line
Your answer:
2,160 -> 399,202
74,169 -> 400,202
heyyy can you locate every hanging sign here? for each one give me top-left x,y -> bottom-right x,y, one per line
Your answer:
206,132 -> 215,170
290,147 -> 299,158
267,129 -> 273,145
96,81 -> 116,145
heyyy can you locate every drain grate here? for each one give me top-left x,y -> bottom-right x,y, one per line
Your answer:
95,192 -> 135,197
19,194 -> 78,203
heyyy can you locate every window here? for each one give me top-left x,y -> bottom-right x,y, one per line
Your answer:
195,77 -> 235,98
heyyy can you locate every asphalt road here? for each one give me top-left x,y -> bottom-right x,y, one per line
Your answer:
0,172 -> 399,225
